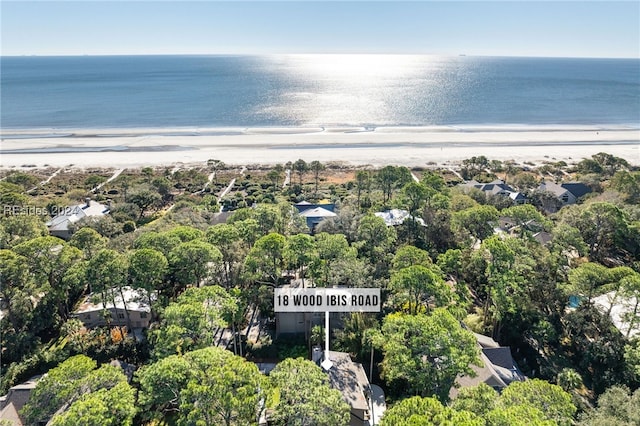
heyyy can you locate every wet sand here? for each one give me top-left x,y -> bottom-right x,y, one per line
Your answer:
1,126 -> 638,168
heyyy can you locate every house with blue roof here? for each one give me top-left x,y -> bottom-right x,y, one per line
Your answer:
294,201 -> 337,232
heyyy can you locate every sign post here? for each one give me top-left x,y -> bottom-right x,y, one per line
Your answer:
323,310 -> 331,370
274,287 -> 381,369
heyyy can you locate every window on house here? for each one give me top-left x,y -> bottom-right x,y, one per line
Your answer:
140,312 -> 148,318
118,313 -> 125,319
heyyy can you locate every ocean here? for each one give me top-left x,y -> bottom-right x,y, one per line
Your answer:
1,54 -> 639,130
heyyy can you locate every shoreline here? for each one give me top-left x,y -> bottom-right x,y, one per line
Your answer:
1,126 -> 638,168
2,123 -> 639,137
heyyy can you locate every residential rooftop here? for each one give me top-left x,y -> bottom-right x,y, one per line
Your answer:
75,287 -> 151,314
325,350 -> 370,412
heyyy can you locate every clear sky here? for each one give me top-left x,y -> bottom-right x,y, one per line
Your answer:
2,1 -> 639,58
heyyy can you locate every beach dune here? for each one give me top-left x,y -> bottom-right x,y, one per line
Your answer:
1,126 -> 638,168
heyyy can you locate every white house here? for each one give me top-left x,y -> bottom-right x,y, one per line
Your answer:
73,287 -> 151,330
375,209 -> 426,227
46,198 -> 110,240
593,291 -> 639,338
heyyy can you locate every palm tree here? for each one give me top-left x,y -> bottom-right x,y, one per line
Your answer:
557,368 -> 583,391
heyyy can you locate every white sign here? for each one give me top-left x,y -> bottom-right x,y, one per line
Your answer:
274,288 -> 380,312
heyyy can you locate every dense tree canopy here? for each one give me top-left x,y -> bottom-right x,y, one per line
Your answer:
310,232 -> 356,286
169,239 -> 222,288
268,358 -> 350,426
3,156 -> 639,426
137,347 -> 266,425
206,223 -> 245,287
388,265 -> 452,314
22,355 -> 134,425
383,380 -> 575,426
149,285 -> 242,358
380,395 -> 483,426
451,205 -> 499,244
243,232 -> 286,285
579,385 -> 640,425
49,381 -> 137,426
499,379 -> 577,426
373,309 -> 480,400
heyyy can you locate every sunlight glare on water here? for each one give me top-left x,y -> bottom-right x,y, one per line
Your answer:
3,55 -> 636,128
258,54 -> 461,126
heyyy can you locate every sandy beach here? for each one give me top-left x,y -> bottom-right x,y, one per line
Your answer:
1,126 -> 638,169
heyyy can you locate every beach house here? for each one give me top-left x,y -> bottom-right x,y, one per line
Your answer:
537,181 -> 592,206
46,198 -> 110,240
375,208 -> 426,227
449,332 -> 525,399
592,291 -> 640,339
73,287 -> 152,332
458,179 -> 527,204
294,201 -> 337,232
0,376 -> 40,426
314,349 -> 376,426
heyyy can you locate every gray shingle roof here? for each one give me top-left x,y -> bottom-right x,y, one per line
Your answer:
561,183 -> 592,199
483,347 -> 516,370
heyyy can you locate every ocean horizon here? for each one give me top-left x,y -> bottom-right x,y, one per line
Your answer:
2,54 -> 639,131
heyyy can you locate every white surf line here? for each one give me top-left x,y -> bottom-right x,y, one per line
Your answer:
91,168 -> 125,193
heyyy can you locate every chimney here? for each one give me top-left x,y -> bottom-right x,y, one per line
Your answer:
85,197 -> 91,208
